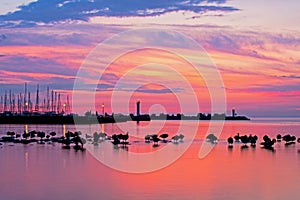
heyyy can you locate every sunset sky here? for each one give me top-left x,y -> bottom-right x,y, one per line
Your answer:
0,0 -> 299,117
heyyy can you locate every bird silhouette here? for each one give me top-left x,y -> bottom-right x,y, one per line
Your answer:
262,139 -> 276,151
206,133 -> 218,143
111,134 -> 120,145
282,134 -> 291,143
159,133 -> 169,143
172,135 -> 180,143
144,135 -> 151,143
99,132 -> 107,141
72,135 -> 85,151
249,134 -> 258,147
234,133 -> 240,142
151,134 -> 158,140
152,135 -> 160,147
240,135 -> 249,147
276,134 -> 282,142
178,134 -> 184,141
291,136 -> 296,142
93,132 -> 100,145
260,135 -> 276,151
227,137 -> 234,148
263,135 -> 271,143
283,134 -> 296,146
120,132 -> 129,145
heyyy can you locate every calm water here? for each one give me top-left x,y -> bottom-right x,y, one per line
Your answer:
1,118 -> 300,200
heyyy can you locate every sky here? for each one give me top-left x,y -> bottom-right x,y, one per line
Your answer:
0,0 -> 299,117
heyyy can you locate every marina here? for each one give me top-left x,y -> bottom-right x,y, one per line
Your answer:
0,83 -> 250,124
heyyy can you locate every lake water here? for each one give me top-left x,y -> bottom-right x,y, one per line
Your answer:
1,118 -> 300,200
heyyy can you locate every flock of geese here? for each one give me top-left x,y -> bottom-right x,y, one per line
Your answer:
1,130 -> 300,152
144,133 -> 184,146
0,130 -> 86,151
87,132 -> 185,147
0,130 -> 186,151
206,133 -> 300,151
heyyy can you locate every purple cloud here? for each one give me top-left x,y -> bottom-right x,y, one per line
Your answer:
226,83 -> 300,93
280,75 -> 300,79
136,87 -> 183,94
0,55 -> 76,76
0,24 -> 125,46
0,0 -> 238,26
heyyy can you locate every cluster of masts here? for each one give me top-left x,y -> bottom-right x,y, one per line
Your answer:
0,83 -> 71,115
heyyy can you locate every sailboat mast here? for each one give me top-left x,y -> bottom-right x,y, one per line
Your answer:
35,84 -> 39,112
24,82 -> 27,112
47,86 -> 50,112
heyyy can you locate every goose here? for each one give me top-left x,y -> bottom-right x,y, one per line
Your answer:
145,135 -> 151,143
159,133 -> 169,143
172,135 -> 180,143
276,134 -> 282,142
227,137 -> 234,146
240,135 -> 249,147
234,133 -> 240,142
178,134 -> 184,141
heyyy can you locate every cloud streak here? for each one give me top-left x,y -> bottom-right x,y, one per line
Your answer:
0,55 -> 76,76
0,0 -> 238,26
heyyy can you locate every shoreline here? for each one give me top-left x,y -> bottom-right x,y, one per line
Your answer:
0,115 -> 250,125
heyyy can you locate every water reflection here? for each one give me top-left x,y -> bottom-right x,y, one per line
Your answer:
63,158 -> 67,169
25,124 -> 28,134
24,151 -> 29,171
0,120 -> 300,200
63,124 -> 66,137
136,122 -> 140,137
101,123 -> 104,133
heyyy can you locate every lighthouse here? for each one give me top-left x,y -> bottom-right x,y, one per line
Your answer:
136,100 -> 140,116
232,108 -> 236,118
